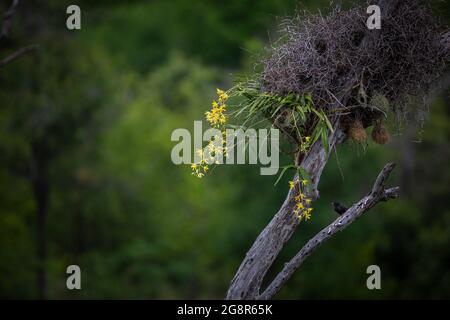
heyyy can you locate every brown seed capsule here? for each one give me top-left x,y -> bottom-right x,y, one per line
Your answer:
348,119 -> 367,143
372,122 -> 390,145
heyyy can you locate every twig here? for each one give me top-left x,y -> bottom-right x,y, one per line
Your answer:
0,44 -> 38,67
0,0 -> 19,42
259,163 -> 400,300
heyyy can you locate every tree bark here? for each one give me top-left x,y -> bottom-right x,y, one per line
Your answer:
442,31 -> 450,56
226,125 -> 346,299
0,0 -> 19,42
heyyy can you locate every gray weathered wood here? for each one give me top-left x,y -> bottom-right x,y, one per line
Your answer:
259,164 -> 399,300
226,125 -> 345,299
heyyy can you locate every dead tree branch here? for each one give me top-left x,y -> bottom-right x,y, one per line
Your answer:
0,44 -> 37,67
226,123 -> 346,300
0,0 -> 19,42
442,31 -> 450,56
259,163 -> 400,300
0,1 -> 37,67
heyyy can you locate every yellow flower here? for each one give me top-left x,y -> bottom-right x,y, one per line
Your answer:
206,95 -> 227,127
303,211 -> 312,220
294,193 -> 304,202
301,179 -> 309,186
296,202 -> 304,210
220,94 -> 228,102
289,180 -> 296,190
203,165 -> 209,172
191,163 -> 198,170
305,198 -> 312,205
217,88 -> 228,102
305,136 -> 311,143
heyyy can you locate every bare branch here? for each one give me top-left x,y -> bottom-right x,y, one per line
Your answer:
0,44 -> 37,68
259,163 -> 400,300
0,0 -> 19,42
371,162 -> 396,195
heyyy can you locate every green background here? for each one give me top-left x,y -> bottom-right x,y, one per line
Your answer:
1,0 -> 450,299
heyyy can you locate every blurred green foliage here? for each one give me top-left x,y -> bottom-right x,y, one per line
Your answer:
0,0 -> 449,299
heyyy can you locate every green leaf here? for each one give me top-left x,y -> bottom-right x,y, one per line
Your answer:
310,107 -> 324,121
271,103 -> 284,118
274,165 -> 297,186
311,124 -> 322,145
300,94 -> 306,106
323,112 -> 334,133
321,125 -> 329,155
304,93 -> 313,105
297,167 -> 313,192
297,167 -> 310,181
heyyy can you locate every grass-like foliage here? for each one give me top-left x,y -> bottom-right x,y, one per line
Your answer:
229,80 -> 333,155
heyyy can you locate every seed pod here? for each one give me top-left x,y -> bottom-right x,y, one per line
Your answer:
372,122 -> 390,145
348,119 -> 367,143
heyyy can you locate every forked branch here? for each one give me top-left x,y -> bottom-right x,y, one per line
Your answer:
259,163 -> 400,300
0,44 -> 37,67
